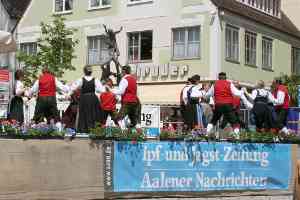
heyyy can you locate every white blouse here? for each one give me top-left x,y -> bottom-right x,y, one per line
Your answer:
15,80 -> 25,97
71,76 -> 104,93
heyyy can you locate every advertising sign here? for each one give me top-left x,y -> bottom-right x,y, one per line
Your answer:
113,142 -> 291,192
0,69 -> 10,118
141,105 -> 160,138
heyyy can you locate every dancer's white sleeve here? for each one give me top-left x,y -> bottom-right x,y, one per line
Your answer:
230,83 -> 243,97
240,94 -> 253,109
95,79 -> 105,93
55,78 -> 70,93
28,80 -> 39,96
205,86 -> 214,98
15,81 -> 25,96
113,78 -> 128,95
190,86 -> 203,98
273,91 -> 285,105
70,79 -> 82,93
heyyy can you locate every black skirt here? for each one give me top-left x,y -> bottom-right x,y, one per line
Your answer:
8,96 -> 24,124
77,93 -> 101,133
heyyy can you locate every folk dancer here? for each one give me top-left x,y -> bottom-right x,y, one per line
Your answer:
220,81 -> 246,129
243,80 -> 278,132
179,78 -> 192,131
8,70 -> 26,124
28,67 -> 69,123
113,65 -> 140,129
70,65 -> 104,133
100,78 -> 119,126
183,75 -> 206,130
62,89 -> 80,129
205,72 -> 250,135
272,78 -> 290,134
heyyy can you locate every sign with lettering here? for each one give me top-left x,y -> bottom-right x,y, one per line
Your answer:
141,105 -> 160,138
131,63 -> 189,79
113,142 -> 291,192
0,69 -> 10,118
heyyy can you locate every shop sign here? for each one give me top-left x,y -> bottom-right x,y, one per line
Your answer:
131,63 -> 189,79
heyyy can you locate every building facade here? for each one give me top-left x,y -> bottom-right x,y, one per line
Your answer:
0,0 -> 14,68
17,0 -> 300,105
282,0 -> 300,75
0,0 -> 31,69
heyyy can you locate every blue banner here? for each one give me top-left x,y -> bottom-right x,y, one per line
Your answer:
113,142 -> 291,192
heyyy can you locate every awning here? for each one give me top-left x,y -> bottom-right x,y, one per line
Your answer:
0,31 -> 17,53
138,84 -> 185,106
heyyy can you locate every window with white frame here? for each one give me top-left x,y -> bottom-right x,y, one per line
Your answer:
87,36 -> 110,65
236,0 -> 280,17
128,0 -> 152,3
54,0 -> 73,13
128,31 -> 152,62
245,31 -> 257,66
172,26 -> 200,59
20,42 -> 37,55
89,0 -> 111,9
225,25 -> 239,62
292,47 -> 300,75
262,37 -> 273,69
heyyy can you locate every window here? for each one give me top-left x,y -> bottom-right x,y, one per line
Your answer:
87,36 -> 110,65
225,25 -> 239,62
245,31 -> 257,66
89,0 -> 111,9
292,47 -> 300,75
172,26 -> 200,59
128,0 -> 153,5
20,42 -> 37,55
128,31 -> 152,62
236,0 -> 280,17
262,37 -> 273,69
54,0 -> 73,13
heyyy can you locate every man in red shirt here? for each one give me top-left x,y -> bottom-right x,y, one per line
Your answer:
100,78 -> 118,126
273,78 -> 290,133
113,66 -> 140,128
28,66 -> 69,123
205,72 -> 244,135
220,81 -> 244,129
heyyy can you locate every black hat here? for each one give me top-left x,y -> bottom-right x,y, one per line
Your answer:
122,65 -> 131,74
218,72 -> 226,77
191,74 -> 201,81
273,77 -> 282,84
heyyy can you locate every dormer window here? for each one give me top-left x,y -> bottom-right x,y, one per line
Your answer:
236,0 -> 280,17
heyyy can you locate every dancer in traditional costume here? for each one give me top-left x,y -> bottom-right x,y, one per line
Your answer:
28,67 -> 69,123
70,65 -> 104,133
62,89 -> 80,129
113,66 -> 140,128
179,78 -> 192,130
272,78 -> 290,134
244,80 -> 277,132
8,70 -> 25,124
183,75 -> 206,130
205,72 -> 249,135
220,81 -> 246,129
100,78 -> 118,126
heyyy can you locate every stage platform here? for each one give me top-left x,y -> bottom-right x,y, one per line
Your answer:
0,139 -> 298,200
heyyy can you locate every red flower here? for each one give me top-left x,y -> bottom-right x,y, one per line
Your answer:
131,140 -> 137,144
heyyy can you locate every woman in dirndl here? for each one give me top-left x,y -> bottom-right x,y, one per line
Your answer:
8,70 -> 25,124
70,65 -> 104,133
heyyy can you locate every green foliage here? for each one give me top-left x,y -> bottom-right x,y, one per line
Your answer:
89,124 -> 145,141
277,74 -> 300,106
17,15 -> 78,86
